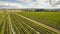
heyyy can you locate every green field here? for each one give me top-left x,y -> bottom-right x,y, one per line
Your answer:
0,11 -> 60,34
17,12 -> 60,30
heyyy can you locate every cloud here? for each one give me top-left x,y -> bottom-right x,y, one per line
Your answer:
18,0 -> 32,3
25,0 -> 49,8
0,0 -> 60,9
27,0 -> 60,9
0,1 -> 23,8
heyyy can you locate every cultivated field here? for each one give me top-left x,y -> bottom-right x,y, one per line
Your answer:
17,12 -> 60,30
0,11 -> 60,34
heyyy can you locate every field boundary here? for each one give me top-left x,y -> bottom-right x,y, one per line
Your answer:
14,13 -> 60,34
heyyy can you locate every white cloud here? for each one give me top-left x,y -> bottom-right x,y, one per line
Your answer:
0,0 -> 60,9
25,0 -> 49,8
18,0 -> 32,3
0,1 -> 23,8
28,0 -> 60,9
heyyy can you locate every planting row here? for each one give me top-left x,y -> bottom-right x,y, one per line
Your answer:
9,12 -> 57,34
17,12 -> 60,30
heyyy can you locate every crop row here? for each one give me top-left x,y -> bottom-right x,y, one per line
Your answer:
17,12 -> 60,30
0,12 -> 59,34
9,12 -> 57,34
0,12 -> 12,34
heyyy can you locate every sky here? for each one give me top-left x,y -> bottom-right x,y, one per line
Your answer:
0,0 -> 60,9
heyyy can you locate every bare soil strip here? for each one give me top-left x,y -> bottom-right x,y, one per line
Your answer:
15,13 -> 60,34
8,14 -> 16,34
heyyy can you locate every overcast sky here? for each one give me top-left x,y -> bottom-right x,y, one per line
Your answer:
0,0 -> 60,9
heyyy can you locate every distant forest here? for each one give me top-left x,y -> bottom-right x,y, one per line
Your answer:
0,9 -> 60,12
22,9 -> 60,12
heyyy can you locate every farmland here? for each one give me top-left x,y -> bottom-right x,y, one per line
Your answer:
0,11 -> 60,34
17,12 -> 60,30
